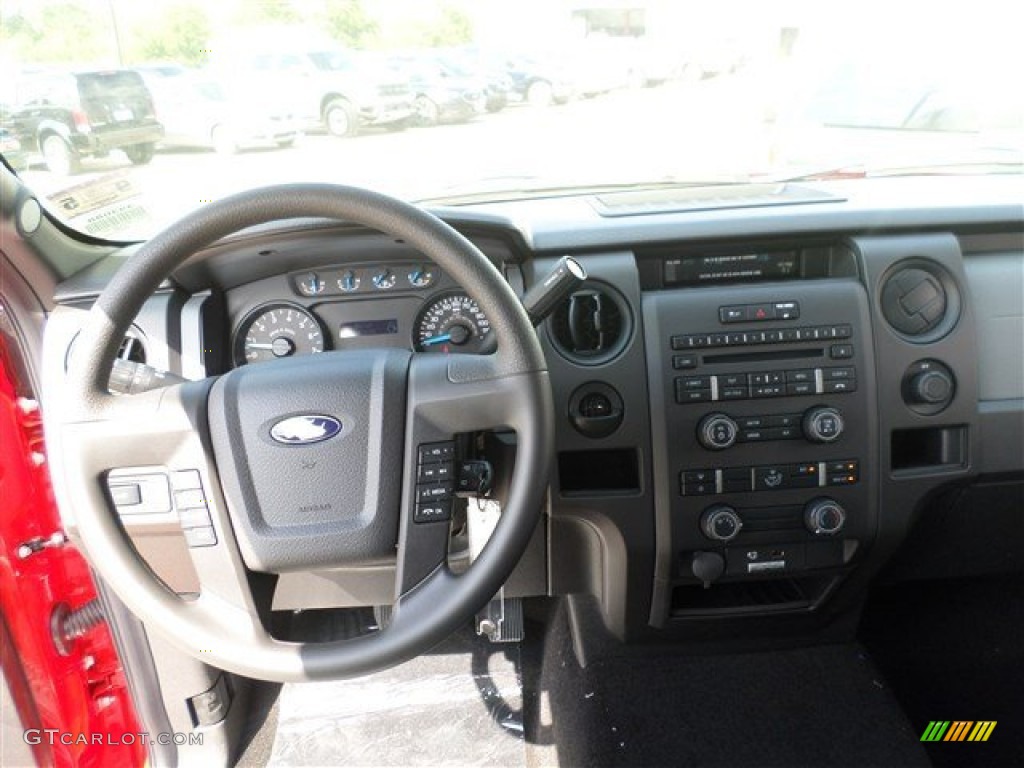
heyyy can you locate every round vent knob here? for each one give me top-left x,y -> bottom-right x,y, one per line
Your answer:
880,266 -> 948,336
549,284 -> 630,365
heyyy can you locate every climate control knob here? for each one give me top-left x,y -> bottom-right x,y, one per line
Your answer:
700,505 -> 743,542
697,413 -> 739,450
804,498 -> 847,536
802,406 -> 844,443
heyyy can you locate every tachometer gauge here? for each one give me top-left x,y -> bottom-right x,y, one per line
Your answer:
414,292 -> 491,354
234,303 -> 326,366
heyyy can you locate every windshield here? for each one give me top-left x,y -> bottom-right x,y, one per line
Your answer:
2,1 -> 1021,240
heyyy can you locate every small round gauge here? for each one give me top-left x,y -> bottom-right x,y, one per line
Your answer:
407,265 -> 436,289
338,270 -> 360,292
234,303 -> 326,366
372,268 -> 396,290
414,292 -> 492,354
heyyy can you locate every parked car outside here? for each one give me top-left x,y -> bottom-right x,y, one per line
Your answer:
458,47 -> 574,107
209,38 -> 413,138
387,53 -> 486,126
136,68 -> 300,154
0,68 -> 163,175
436,50 -> 511,112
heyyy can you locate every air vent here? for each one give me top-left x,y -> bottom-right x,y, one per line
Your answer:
879,260 -> 959,342
548,284 -> 631,365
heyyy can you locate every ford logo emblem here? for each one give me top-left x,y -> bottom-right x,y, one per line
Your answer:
269,415 -> 342,446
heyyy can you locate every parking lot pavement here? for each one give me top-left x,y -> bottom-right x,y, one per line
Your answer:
18,76 -> 775,234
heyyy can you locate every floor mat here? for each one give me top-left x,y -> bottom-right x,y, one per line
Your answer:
265,630 -> 526,767
861,576 -> 1024,768
539,612 -> 929,768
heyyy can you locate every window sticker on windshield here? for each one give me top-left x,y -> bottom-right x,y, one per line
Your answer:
47,172 -> 153,238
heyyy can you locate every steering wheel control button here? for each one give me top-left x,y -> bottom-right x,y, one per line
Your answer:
417,484 -> 454,502
105,471 -> 172,515
417,461 -> 453,483
171,469 -> 202,490
109,484 -> 142,507
802,406 -> 844,443
697,413 -> 739,450
415,441 -> 457,524
418,442 -> 455,463
700,505 -> 743,542
174,488 -> 208,510
184,526 -> 217,548
178,507 -> 213,529
804,498 -> 847,536
414,500 -> 452,524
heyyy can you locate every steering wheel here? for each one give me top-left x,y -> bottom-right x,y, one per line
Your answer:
48,184 -> 554,682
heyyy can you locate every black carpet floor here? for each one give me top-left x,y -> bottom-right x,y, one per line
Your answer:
534,612 -> 929,768
860,576 -> 1024,768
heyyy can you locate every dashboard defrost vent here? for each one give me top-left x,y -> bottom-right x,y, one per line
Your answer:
591,183 -> 842,217
548,284 -> 631,365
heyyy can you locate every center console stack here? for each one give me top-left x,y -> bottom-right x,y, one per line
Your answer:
640,243 -> 878,623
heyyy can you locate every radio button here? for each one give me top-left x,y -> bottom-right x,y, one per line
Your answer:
719,373 -> 746,387
765,330 -> 783,343
752,384 -> 786,397
802,406 -> 845,443
709,333 -> 728,347
787,382 -> 815,396
767,413 -> 801,428
823,379 -> 857,394
825,367 -> 856,380
720,386 -> 749,400
781,329 -> 800,342
684,469 -> 715,484
671,335 -> 696,350
830,344 -> 855,359
720,306 -> 746,323
680,375 -> 711,390
727,332 -> 746,345
774,301 -> 800,320
677,388 -> 712,404
833,325 -> 853,338
786,369 -> 815,383
672,354 -> 698,369
698,413 -> 739,450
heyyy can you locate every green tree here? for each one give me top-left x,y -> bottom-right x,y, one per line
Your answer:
1,3 -> 111,65
129,4 -> 211,67
322,0 -> 378,49
235,0 -> 302,26
395,5 -> 473,49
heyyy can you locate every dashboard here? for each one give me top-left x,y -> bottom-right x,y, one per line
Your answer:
41,175 -> 1024,647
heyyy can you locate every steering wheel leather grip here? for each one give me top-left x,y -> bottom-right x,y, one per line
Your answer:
47,184 -> 554,681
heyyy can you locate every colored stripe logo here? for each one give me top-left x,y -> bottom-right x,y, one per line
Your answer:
921,721 -> 996,742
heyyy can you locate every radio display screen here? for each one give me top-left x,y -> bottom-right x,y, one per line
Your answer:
664,251 -> 799,286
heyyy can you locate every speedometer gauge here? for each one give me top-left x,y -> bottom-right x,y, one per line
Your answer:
414,293 -> 491,354
233,303 -> 326,366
